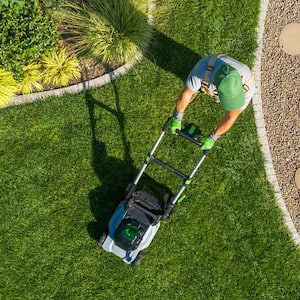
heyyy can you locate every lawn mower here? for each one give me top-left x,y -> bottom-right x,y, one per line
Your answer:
97,118 -> 210,266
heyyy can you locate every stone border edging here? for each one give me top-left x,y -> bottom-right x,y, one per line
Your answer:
252,0 -> 300,246
7,52 -> 143,107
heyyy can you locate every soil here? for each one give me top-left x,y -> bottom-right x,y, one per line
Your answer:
67,59 -> 114,86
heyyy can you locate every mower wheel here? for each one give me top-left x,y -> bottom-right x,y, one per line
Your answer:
131,251 -> 143,267
97,233 -> 107,247
161,203 -> 176,220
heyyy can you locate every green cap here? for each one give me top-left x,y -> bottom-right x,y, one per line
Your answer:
214,64 -> 244,111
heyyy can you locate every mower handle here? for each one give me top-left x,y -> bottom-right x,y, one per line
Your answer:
163,118 -> 211,154
175,128 -> 203,147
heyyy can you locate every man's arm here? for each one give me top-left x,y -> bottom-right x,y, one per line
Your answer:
175,87 -> 196,113
168,87 -> 197,134
200,108 -> 243,150
214,109 -> 243,136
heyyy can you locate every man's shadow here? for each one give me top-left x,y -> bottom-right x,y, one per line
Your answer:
146,29 -> 202,83
85,84 -> 136,240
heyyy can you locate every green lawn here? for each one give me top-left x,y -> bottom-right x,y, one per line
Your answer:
1,0 -> 300,299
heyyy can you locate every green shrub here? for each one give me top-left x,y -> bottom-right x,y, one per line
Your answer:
41,47 -> 81,87
0,0 -> 59,80
19,62 -> 44,94
0,69 -> 18,107
60,0 -> 152,66
0,0 -> 37,8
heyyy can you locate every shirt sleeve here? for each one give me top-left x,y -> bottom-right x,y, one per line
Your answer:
185,57 -> 210,91
185,66 -> 202,91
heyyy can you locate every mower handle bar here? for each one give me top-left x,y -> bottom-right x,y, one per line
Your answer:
175,128 -> 203,147
163,117 -> 203,147
132,118 -> 211,191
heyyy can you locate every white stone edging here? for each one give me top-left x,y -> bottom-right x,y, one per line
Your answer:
7,53 -> 143,107
252,0 -> 300,246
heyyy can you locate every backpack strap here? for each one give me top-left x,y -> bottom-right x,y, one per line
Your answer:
242,73 -> 255,92
199,54 -> 222,93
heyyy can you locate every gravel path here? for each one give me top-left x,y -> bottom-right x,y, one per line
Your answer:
261,0 -> 300,233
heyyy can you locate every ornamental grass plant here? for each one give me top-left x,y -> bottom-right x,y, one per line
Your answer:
60,0 -> 152,66
0,69 -> 18,107
41,47 -> 81,87
19,62 -> 44,95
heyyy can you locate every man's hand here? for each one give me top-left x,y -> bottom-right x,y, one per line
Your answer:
168,117 -> 182,134
200,136 -> 215,150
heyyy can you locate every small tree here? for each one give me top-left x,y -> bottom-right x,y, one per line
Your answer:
0,0 -> 59,79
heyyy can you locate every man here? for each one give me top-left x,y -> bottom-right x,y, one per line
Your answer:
168,54 -> 255,150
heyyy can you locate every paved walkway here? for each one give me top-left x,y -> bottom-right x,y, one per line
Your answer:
5,0 -> 300,246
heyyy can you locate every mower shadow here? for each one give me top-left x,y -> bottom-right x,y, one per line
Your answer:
86,142 -> 133,241
85,84 -> 174,241
85,86 -> 135,240
84,17 -> 203,240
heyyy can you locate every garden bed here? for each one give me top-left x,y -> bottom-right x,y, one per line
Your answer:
0,0 -> 151,106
